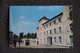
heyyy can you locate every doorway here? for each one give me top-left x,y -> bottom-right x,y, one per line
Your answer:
47,37 -> 52,45
50,37 -> 52,45
25,40 -> 30,45
37,41 -> 39,45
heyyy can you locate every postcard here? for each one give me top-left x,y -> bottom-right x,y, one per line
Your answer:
9,6 -> 73,48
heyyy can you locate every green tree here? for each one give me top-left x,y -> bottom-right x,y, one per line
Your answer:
27,33 -> 31,38
9,31 -> 13,44
19,32 -> 24,39
13,34 -> 18,48
26,33 -> 37,38
34,33 -> 37,38
23,34 -> 27,38
31,33 -> 34,38
17,38 -> 22,48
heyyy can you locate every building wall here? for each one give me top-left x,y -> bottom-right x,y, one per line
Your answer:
37,6 -> 73,46
16,38 -> 39,47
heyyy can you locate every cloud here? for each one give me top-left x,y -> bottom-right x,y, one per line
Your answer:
17,21 -> 36,26
20,16 -> 26,19
38,6 -> 54,11
11,27 -> 28,35
54,6 -> 62,8
38,6 -> 63,11
38,7 -> 47,10
48,6 -> 54,11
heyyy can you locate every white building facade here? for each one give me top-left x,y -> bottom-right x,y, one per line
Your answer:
16,38 -> 39,47
36,6 -> 73,47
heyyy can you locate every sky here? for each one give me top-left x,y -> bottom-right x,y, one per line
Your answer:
10,6 -> 63,36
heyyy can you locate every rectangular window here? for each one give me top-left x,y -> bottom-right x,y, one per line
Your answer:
44,32 -> 45,35
69,23 -> 72,33
70,35 -> 73,43
59,27 -> 62,33
69,11 -> 72,20
58,18 -> 62,22
70,23 -> 72,28
54,20 -> 56,24
50,30 -> 52,34
46,31 -> 48,35
49,22 -> 51,26
59,37 -> 62,43
54,37 -> 56,43
44,25 -> 45,28
54,28 -> 56,33
44,38 -> 45,40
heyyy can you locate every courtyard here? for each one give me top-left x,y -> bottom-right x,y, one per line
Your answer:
16,45 -> 70,48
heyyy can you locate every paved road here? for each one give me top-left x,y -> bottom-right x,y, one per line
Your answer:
16,45 -> 70,48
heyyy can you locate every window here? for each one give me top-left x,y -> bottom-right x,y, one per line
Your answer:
31,41 -> 36,44
70,35 -> 73,43
49,22 -> 51,26
69,23 -> 73,33
59,27 -> 62,33
54,20 -> 56,24
70,23 -> 72,28
59,37 -> 62,43
44,38 -> 45,40
58,18 -> 62,22
46,31 -> 48,35
43,25 -> 45,28
54,28 -> 56,33
69,11 -> 72,20
50,30 -> 52,34
44,32 -> 45,35
54,37 -> 56,43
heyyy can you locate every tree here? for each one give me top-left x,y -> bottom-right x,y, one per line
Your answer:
27,33 -> 31,38
31,33 -> 34,38
26,33 -> 37,38
34,33 -> 37,38
17,38 -> 22,48
13,34 -> 18,48
19,32 -> 24,39
9,31 -> 13,44
9,31 -> 15,48
23,34 -> 27,38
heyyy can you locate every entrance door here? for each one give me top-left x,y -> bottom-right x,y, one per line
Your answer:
25,40 -> 30,45
50,37 -> 52,45
37,41 -> 39,45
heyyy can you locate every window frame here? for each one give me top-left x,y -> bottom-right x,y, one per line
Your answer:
59,27 -> 62,33
58,18 -> 62,22
54,37 -> 56,43
54,20 -> 56,24
54,28 -> 56,33
50,30 -> 52,34
59,36 -> 62,43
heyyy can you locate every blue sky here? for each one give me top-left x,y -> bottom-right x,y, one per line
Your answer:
10,6 -> 63,36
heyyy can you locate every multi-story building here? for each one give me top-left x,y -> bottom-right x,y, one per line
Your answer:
36,6 -> 73,47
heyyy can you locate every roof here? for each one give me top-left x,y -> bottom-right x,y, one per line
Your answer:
42,12 -> 63,25
38,16 -> 49,22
